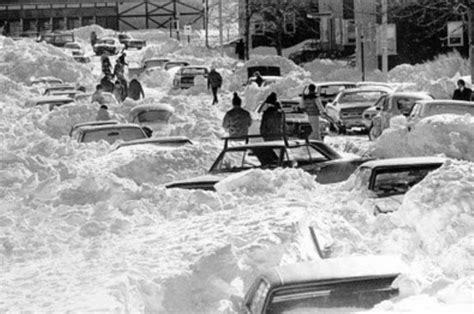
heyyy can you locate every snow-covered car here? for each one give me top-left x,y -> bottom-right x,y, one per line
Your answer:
364,91 -> 434,140
117,33 -> 146,50
247,75 -> 283,87
246,66 -> 282,87
129,104 -> 175,128
300,82 -> 357,107
72,123 -> 148,144
164,61 -> 190,71
25,95 -> 75,111
63,42 -> 83,56
356,81 -> 394,90
93,37 -> 124,55
39,32 -> 75,47
406,100 -> 474,131
348,157 -> 445,215
172,65 -> 210,89
75,92 -> 118,106
115,136 -> 193,149
326,86 -> 391,133
128,58 -> 171,77
43,84 -> 76,96
30,77 -> 63,86
238,255 -> 404,314
166,135 -> 370,190
249,98 -> 329,139
69,120 -> 120,137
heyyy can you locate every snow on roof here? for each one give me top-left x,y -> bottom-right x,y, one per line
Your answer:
360,157 -> 446,169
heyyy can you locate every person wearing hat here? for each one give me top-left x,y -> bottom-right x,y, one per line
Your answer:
260,92 -> 286,141
222,92 -> 252,137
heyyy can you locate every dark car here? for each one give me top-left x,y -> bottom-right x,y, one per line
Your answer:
239,255 -> 405,314
166,135 -> 370,190
39,32 -> 75,47
117,33 -> 146,50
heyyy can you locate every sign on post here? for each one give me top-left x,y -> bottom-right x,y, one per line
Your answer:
184,24 -> 192,43
376,24 -> 397,55
447,21 -> 463,47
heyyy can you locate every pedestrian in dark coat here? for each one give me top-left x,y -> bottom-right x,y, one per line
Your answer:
128,79 -> 145,100
90,31 -> 97,49
96,105 -> 111,121
452,79 -> 473,101
222,92 -> 252,137
260,92 -> 286,141
301,84 -> 326,140
100,76 -> 115,93
207,68 -> 223,105
101,55 -> 113,78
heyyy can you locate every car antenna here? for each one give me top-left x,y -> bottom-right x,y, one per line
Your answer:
309,226 -> 325,259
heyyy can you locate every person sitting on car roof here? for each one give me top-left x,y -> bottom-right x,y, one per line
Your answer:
222,92 -> 252,137
260,92 -> 286,141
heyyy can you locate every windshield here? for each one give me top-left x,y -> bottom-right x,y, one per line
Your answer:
211,147 -> 283,172
81,127 -> 146,144
165,62 -> 188,70
56,34 -> 74,43
287,145 -> 328,163
320,85 -> 348,96
372,165 -> 441,197
424,104 -> 474,117
135,110 -> 173,123
339,91 -> 386,104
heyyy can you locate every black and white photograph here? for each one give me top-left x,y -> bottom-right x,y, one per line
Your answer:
0,0 -> 473,313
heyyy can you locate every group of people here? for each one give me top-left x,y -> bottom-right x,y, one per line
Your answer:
222,84 -> 326,141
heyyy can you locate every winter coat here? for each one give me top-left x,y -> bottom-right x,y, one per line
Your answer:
452,87 -> 472,101
128,79 -> 145,100
96,108 -> 111,121
207,70 -> 223,89
100,77 -> 115,93
114,62 -> 125,80
260,104 -> 286,141
302,93 -> 324,116
222,107 -> 252,137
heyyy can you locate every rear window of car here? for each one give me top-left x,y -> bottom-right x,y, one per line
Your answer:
135,110 -> 173,123
165,62 -> 188,70
181,68 -> 207,75
319,85 -> 349,96
339,91 -> 386,104
424,104 -> 474,117
81,127 -> 146,144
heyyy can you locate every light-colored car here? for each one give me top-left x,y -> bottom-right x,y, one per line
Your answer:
116,136 -> 193,150
93,37 -> 124,55
172,65 -> 210,89
63,42 -> 83,56
128,58 -> 171,77
356,81 -> 394,90
69,120 -> 120,137
364,92 -> 434,140
43,84 -> 76,96
238,255 -> 405,314
30,77 -> 63,86
25,95 -> 75,111
72,123 -> 148,144
407,100 -> 474,131
247,75 -> 283,87
347,157 -> 445,215
249,98 -> 329,139
326,86 -> 391,133
300,82 -> 357,106
129,104 -> 175,128
117,33 -> 146,50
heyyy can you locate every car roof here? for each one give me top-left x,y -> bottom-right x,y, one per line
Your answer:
181,65 -> 210,70
45,84 -> 75,90
313,81 -> 356,87
260,255 -> 406,288
360,156 -> 446,169
78,123 -> 143,132
223,139 -> 322,150
386,91 -> 433,98
416,99 -> 474,106
70,120 -> 119,134
340,86 -> 392,93
129,103 -> 174,114
30,95 -> 75,102
116,136 -> 192,148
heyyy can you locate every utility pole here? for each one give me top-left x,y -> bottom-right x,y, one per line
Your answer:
381,0 -> 388,79
219,0 -> 224,57
244,0 -> 250,60
470,5 -> 474,82
205,0 -> 209,48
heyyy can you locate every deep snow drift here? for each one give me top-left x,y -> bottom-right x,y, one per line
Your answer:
0,25 -> 473,313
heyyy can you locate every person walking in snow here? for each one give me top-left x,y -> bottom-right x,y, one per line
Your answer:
100,75 -> 115,93
128,78 -> 145,101
207,68 -> 223,105
90,31 -> 97,49
113,80 -> 125,104
222,92 -> 252,137
96,104 -> 111,121
452,79 -> 472,101
260,92 -> 286,141
300,83 -> 326,140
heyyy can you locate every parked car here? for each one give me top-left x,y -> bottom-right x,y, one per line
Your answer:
356,81 -> 394,90
73,55 -> 91,64
364,92 -> 434,140
128,58 -> 171,77
69,120 -> 120,137
30,77 -> 63,86
164,61 -> 190,71
117,33 -> 146,50
172,65 -> 210,89
326,87 -> 391,133
93,37 -> 124,55
406,100 -> 474,131
346,157 -> 445,214
63,42 -> 83,56
246,66 -> 282,87
249,98 -> 329,139
166,135 -> 370,190
25,95 -> 75,111
300,82 -> 357,107
72,123 -> 148,144
238,255 -> 404,314
75,92 -> 118,106
49,90 -> 84,99
116,136 -> 193,149
39,32 -> 75,47
129,104 -> 175,127
43,84 -> 76,96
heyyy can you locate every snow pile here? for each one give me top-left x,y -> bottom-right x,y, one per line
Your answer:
389,52 -> 470,98
303,58 -> 385,83
372,114 -> 474,162
72,24 -> 115,42
0,37 -> 95,86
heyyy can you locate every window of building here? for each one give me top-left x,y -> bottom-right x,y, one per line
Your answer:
284,12 -> 296,34
254,21 -> 265,35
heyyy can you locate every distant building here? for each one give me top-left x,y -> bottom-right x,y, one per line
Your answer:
0,0 -> 205,36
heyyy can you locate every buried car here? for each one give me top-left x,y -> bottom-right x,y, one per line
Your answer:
346,157 -> 446,215
129,103 -> 175,129
93,37 -> 124,55
249,98 -> 329,139
238,255 -> 405,314
117,33 -> 146,50
300,82 -> 357,107
246,66 -> 282,87
25,95 -> 75,111
172,65 -> 210,89
72,123 -> 148,144
116,136 -> 192,149
166,135 -> 370,190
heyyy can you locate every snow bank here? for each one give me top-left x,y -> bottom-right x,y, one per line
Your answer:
372,114 -> 474,162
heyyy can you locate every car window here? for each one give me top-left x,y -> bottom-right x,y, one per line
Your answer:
136,110 -> 172,123
372,95 -> 386,110
339,91 -> 386,104
425,104 -> 474,117
372,165 -> 441,196
81,127 -> 146,144
319,85 -> 347,96
247,280 -> 270,314
214,147 -> 282,171
287,145 -> 327,162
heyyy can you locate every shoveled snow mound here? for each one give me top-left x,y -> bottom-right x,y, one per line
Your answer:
72,24 -> 115,42
0,37 -> 95,86
372,114 -> 474,162
303,58 -> 385,83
